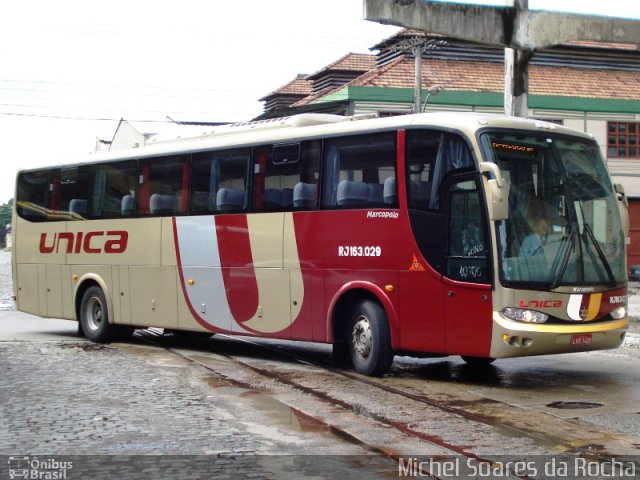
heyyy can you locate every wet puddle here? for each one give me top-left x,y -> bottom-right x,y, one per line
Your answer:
204,376 -> 330,434
242,391 -> 328,433
115,343 -> 191,368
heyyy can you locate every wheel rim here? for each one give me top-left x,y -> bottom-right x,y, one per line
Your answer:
352,315 -> 373,360
84,296 -> 104,332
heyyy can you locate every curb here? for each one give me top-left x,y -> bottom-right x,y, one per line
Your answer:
623,332 -> 640,349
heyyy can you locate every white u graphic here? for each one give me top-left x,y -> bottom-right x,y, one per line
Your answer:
174,214 -> 304,334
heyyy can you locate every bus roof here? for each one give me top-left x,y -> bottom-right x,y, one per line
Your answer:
20,112 -> 595,171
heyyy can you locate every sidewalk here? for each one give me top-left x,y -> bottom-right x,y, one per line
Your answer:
626,283 -> 640,325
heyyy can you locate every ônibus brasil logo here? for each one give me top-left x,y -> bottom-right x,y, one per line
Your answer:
39,231 -> 128,254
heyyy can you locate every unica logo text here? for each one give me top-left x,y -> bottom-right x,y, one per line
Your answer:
39,231 -> 128,254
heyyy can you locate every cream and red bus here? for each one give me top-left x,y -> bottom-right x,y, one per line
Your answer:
12,113 -> 630,376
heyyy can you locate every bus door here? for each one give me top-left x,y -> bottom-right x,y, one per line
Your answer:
442,173 -> 493,356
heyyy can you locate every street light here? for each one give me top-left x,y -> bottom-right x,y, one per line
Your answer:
422,86 -> 441,112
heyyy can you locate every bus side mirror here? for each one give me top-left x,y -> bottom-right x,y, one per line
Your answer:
614,183 -> 629,236
615,183 -> 628,207
479,162 -> 508,221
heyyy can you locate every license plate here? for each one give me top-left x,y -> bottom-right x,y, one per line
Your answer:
571,334 -> 592,345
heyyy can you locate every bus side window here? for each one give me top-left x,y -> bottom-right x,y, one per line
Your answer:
216,150 -> 250,213
139,155 -> 190,216
16,170 -> 60,222
406,131 -> 438,210
294,140 -> 321,210
190,148 -> 250,214
191,153 -> 215,214
251,141 -> 321,213
321,132 -> 396,209
406,131 -> 474,211
58,167 -> 90,219
88,160 -> 137,219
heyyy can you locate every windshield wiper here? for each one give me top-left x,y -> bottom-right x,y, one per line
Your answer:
549,223 -> 577,290
583,223 -> 616,287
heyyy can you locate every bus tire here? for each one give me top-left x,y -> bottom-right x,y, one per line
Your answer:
348,299 -> 393,376
77,320 -> 85,338
79,286 -> 114,343
332,341 -> 350,368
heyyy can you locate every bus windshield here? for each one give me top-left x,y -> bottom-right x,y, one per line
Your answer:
481,132 -> 626,289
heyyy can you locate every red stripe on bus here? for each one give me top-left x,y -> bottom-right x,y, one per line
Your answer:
216,215 -> 259,324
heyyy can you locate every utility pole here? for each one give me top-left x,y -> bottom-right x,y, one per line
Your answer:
389,36 -> 446,113
413,45 -> 422,114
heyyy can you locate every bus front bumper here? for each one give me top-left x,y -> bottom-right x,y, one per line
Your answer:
489,312 -> 629,359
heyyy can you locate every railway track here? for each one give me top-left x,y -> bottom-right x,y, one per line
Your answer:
127,329 -> 639,478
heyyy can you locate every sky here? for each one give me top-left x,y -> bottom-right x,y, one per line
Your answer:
1,0 -> 639,204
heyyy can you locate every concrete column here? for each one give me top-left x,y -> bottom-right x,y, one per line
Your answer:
504,47 -> 532,118
504,0 -> 531,117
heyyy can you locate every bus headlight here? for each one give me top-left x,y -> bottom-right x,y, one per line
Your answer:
610,306 -> 627,320
502,307 -> 549,324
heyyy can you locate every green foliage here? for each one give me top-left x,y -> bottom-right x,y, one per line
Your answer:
0,199 -> 13,247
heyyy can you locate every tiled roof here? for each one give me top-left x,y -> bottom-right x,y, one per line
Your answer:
560,40 -> 638,51
261,54 -> 376,108
343,56 -> 640,100
306,53 -> 376,80
290,90 -> 330,107
260,74 -> 312,101
530,64 -> 640,99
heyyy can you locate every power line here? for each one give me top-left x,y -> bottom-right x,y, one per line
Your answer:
0,111 -> 235,123
0,101 -> 249,117
0,85 -> 255,101
0,111 -> 140,122
0,77 -> 282,95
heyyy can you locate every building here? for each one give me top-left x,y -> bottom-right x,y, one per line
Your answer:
108,118 -> 229,151
94,136 -> 113,152
259,28 -> 640,264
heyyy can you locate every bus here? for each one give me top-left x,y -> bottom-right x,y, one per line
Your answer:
12,112 -> 630,376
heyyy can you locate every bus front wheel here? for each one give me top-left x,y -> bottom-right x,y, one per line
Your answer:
80,286 -> 114,343
348,299 -> 393,376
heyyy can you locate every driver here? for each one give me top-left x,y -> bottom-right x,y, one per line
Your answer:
520,216 -> 549,257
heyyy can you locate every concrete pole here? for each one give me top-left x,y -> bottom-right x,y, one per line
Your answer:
504,0 -> 531,117
413,45 -> 422,113
504,48 -> 532,117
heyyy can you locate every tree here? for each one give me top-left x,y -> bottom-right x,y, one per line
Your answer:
0,199 -> 13,248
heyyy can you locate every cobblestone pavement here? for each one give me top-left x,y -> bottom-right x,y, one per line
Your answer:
0,339 -> 394,479
1,341 -> 261,455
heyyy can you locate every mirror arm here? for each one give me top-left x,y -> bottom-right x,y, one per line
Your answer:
479,162 -> 504,188
479,162 -> 508,221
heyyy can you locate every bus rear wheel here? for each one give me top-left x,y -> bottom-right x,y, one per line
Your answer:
80,286 -> 114,343
348,299 -> 393,376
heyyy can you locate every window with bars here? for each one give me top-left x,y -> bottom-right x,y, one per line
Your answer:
607,122 -> 640,158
